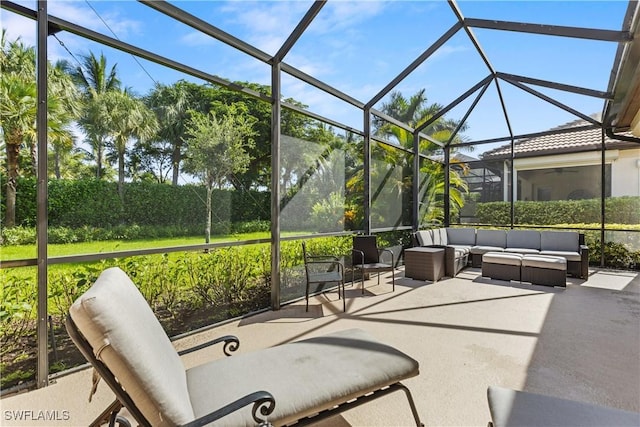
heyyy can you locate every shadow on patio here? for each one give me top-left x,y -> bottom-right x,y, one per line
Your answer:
1,267 -> 638,426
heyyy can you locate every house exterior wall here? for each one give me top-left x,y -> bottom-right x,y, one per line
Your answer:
611,148 -> 640,197
512,149 -> 640,201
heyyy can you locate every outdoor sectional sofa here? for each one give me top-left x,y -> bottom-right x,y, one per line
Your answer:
413,227 -> 589,279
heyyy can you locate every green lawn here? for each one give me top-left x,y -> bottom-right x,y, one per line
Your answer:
1,232 -> 277,261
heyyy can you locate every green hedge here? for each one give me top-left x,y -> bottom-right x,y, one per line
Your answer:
9,178 -> 270,228
475,197 -> 640,225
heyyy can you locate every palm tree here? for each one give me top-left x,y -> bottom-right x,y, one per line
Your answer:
371,89 -> 469,224
67,52 -> 120,179
99,89 -> 158,200
47,60 -> 81,179
1,34 -> 36,227
144,81 -> 191,185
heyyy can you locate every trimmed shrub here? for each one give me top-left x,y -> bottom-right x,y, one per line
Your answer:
476,197 -> 640,225
8,178 -> 271,229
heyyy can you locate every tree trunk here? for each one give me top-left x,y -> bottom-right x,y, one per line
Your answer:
30,141 -> 37,177
55,150 -> 61,179
118,150 -> 125,203
5,140 -> 21,227
205,185 -> 212,244
96,141 -> 103,179
171,145 -> 181,186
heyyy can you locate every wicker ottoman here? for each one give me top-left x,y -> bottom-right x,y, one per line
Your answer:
521,254 -> 567,287
404,247 -> 445,282
482,252 -> 523,282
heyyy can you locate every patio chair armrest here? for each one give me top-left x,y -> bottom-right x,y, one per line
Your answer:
181,390 -> 276,427
178,335 -> 240,357
352,249 -> 365,266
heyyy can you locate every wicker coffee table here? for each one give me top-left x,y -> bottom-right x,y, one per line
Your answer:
404,247 -> 445,282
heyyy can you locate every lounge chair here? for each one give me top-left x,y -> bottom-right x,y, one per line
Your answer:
66,267 -> 423,426
487,386 -> 640,427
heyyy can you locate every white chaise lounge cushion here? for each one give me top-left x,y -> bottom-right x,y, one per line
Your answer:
187,328 -> 419,427
487,386 -> 640,427
69,267 -> 194,426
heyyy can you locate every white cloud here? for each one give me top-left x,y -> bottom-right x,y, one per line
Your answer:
49,0 -> 142,38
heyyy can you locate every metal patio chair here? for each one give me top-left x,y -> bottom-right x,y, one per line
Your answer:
352,235 -> 395,294
302,241 -> 345,312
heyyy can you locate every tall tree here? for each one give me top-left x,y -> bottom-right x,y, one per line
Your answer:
0,33 -> 78,226
99,89 -> 158,200
68,52 -> 120,179
144,81 -> 191,185
47,59 -> 81,179
183,105 -> 256,244
370,89 -> 469,224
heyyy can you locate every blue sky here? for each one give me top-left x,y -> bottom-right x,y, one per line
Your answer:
2,0 -> 631,151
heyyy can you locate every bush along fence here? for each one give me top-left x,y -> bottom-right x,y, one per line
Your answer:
0,236 -> 354,391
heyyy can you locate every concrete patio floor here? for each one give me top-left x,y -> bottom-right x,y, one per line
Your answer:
2,267 -> 639,426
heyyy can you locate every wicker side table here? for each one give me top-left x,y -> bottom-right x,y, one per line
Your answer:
404,247 -> 445,282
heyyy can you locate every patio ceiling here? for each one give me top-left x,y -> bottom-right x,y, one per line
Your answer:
3,0 -> 640,143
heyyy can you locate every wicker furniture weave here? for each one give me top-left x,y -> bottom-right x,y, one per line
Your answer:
404,247 -> 445,282
481,252 -> 523,282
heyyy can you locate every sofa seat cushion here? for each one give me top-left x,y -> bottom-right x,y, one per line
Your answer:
187,328 -> 419,427
470,245 -> 504,255
483,252 -> 522,266
522,254 -> 567,270
539,250 -> 582,262
448,244 -> 471,255
504,247 -> 540,255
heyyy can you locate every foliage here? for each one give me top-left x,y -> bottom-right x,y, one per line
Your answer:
4,177 -> 271,230
475,197 -> 640,225
311,192 -> 347,232
0,235 -> 353,389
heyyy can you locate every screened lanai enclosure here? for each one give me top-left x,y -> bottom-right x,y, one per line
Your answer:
2,0 -> 640,391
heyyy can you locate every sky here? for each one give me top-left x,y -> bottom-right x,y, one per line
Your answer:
1,0 -> 632,155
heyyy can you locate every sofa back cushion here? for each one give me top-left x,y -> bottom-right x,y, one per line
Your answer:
70,267 -> 194,426
541,231 -> 579,252
446,228 -> 476,246
415,230 -> 434,246
432,228 -> 448,246
476,229 -> 507,248
506,230 -> 541,250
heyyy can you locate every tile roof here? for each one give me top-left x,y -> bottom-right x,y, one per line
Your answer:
480,115 -> 638,159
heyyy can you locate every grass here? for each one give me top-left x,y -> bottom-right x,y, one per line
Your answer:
0,230 -> 314,261
1,232 -> 273,261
